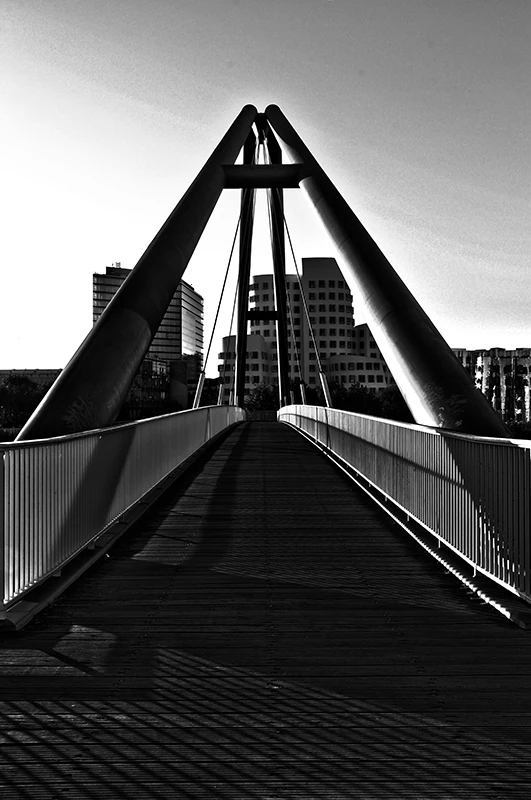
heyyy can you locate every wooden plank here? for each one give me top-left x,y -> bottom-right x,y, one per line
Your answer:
1,421 -> 531,798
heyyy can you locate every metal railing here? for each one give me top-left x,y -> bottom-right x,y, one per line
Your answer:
1,406 -> 245,610
279,405 -> 531,602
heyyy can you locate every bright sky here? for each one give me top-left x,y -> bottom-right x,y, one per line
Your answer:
2,0 -> 529,377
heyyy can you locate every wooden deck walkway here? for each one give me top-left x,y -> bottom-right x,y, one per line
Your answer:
1,420 -> 531,798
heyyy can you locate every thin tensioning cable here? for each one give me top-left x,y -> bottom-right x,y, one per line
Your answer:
269,182 -> 327,376
264,176 -> 304,385
223,136 -> 260,402
202,210 -> 242,376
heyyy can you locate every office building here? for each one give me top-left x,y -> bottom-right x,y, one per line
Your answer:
454,347 -> 531,422
218,257 -> 393,398
93,264 -> 204,414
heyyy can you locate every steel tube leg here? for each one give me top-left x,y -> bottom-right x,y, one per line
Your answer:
265,104 -> 508,437
18,105 -> 258,440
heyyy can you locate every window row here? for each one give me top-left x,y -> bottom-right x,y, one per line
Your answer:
308,280 -> 345,289
308,292 -> 347,301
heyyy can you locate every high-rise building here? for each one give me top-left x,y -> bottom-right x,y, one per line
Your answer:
218,257 -> 393,398
93,264 -> 204,414
454,347 -> 531,422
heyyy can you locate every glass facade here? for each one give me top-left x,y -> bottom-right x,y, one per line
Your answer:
93,265 -> 204,412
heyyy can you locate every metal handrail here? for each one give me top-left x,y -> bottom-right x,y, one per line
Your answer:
1,406 -> 245,609
279,405 -> 531,602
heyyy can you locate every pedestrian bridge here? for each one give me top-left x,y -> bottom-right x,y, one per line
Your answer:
1,409 -> 531,797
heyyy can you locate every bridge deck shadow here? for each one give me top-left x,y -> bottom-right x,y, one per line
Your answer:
1,421 -> 531,798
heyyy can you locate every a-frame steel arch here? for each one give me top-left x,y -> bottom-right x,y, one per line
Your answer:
17,105 -> 508,440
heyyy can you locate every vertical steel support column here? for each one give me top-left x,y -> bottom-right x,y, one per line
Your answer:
17,105 -> 257,440
234,130 -> 257,408
265,104 -> 508,436
266,129 -> 290,407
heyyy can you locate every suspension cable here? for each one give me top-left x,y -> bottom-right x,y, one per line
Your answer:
193,208 -> 243,408
261,145 -> 304,390
197,136 -> 260,408
264,182 -> 304,390
271,184 -> 332,407
222,138 -> 260,406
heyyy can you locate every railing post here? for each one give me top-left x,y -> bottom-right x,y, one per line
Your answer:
0,451 -> 5,615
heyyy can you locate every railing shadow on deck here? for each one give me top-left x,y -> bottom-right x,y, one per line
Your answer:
0,406 -> 245,623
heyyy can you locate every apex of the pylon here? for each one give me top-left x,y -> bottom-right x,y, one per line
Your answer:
240,104 -> 258,117
265,104 -> 282,118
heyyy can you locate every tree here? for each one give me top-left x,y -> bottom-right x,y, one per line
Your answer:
244,383 -> 280,412
377,385 -> 414,423
0,374 -> 52,428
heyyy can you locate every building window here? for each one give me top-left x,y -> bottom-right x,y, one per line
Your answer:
309,293 -> 316,300
319,340 -> 326,349
251,364 -> 259,371
309,305 -> 316,312
319,292 -> 326,300
339,341 -> 346,348
341,375 -> 346,383
319,305 -> 326,312
319,317 -> 326,324
252,376 -> 260,384
264,330 -> 270,337
262,282 -> 269,289
368,375 -> 375,383
339,293 -> 344,300
339,329 -> 345,337
329,292 -> 336,300
359,374 -> 366,382
309,365 -> 316,372
318,280 -> 325,288
330,329 -> 336,336
377,375 -> 384,383
329,304 -> 336,312
330,341 -> 337,348
366,363 -> 373,370
329,280 -> 336,288
338,305 -> 345,312
309,280 -> 315,288
374,363 -> 380,370
251,351 -> 258,359
309,353 -> 316,360
319,329 -> 327,336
